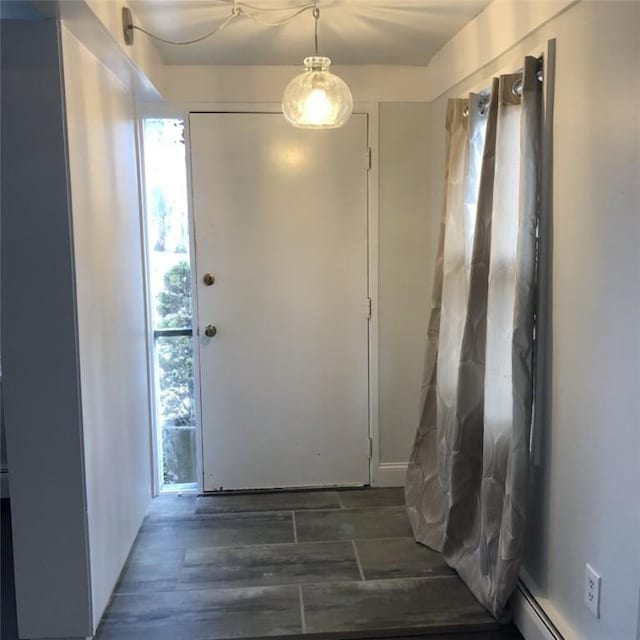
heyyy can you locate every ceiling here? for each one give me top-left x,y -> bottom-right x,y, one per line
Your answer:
128,0 -> 491,66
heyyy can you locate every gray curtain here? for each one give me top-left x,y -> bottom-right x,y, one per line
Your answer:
405,56 -> 542,622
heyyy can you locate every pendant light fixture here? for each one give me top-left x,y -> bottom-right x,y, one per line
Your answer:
281,2 -> 353,129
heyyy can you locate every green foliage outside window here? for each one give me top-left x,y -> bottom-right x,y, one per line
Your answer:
156,260 -> 195,483
157,260 -> 192,330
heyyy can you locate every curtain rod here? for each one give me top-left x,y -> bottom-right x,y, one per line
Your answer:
513,64 -> 544,97
465,56 -> 544,116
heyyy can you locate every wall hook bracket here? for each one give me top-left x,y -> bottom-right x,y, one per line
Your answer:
122,7 -> 134,46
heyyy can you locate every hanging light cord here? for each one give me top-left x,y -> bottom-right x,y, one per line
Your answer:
242,3 -> 314,27
128,1 -> 316,47
130,9 -> 238,46
313,4 -> 320,55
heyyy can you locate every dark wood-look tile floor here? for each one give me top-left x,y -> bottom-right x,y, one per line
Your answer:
93,488 -> 521,640
0,494 -> 521,640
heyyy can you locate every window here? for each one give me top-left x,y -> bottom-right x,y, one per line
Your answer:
142,118 -> 196,490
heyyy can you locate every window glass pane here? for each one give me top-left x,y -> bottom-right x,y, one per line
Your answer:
156,335 -> 196,484
143,118 -> 191,329
156,334 -> 196,430
142,118 -> 196,489
155,259 -> 192,330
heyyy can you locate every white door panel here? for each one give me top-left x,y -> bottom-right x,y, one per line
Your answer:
190,113 -> 369,491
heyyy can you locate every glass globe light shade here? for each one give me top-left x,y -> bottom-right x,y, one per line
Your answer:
282,56 -> 353,129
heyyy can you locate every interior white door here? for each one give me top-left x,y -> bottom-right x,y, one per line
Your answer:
190,113 -> 370,491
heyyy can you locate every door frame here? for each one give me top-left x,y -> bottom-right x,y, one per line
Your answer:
137,101 -> 381,493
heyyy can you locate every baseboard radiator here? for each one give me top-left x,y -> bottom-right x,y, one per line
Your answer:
512,580 -> 563,640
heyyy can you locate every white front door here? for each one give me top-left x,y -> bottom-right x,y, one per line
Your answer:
189,113 -> 370,491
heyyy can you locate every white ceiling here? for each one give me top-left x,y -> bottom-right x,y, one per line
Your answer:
128,0 -> 491,66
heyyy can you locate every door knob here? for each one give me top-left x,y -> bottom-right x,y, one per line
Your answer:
203,273 -> 215,286
204,325 -> 217,338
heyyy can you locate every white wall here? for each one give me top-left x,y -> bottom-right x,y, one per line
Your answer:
1,19 -> 93,638
425,2 -> 640,638
424,0 -> 575,101
34,0 -> 165,99
377,103 -> 435,474
61,26 -> 153,630
160,64 -> 431,104
84,0 -> 164,93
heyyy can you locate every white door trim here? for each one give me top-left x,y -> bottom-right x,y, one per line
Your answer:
138,102 -> 380,492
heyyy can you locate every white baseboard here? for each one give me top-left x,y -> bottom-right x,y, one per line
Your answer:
372,462 -> 407,487
1,470 -> 9,499
512,581 -> 563,640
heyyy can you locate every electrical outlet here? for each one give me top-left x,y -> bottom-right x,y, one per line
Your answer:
585,563 -> 601,618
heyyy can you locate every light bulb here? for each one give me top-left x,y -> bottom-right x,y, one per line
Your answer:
303,89 -> 333,125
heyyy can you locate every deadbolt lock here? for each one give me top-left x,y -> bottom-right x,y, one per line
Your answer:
203,273 -> 215,286
204,325 -> 217,338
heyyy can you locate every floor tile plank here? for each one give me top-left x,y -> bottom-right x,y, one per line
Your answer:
301,577 -> 496,634
178,541 -> 361,590
137,512 -> 294,549
115,547 -> 184,594
144,494 -> 197,521
355,537 -> 453,580
338,487 -> 405,509
196,491 -> 341,515
97,585 -> 301,639
295,507 -> 412,543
